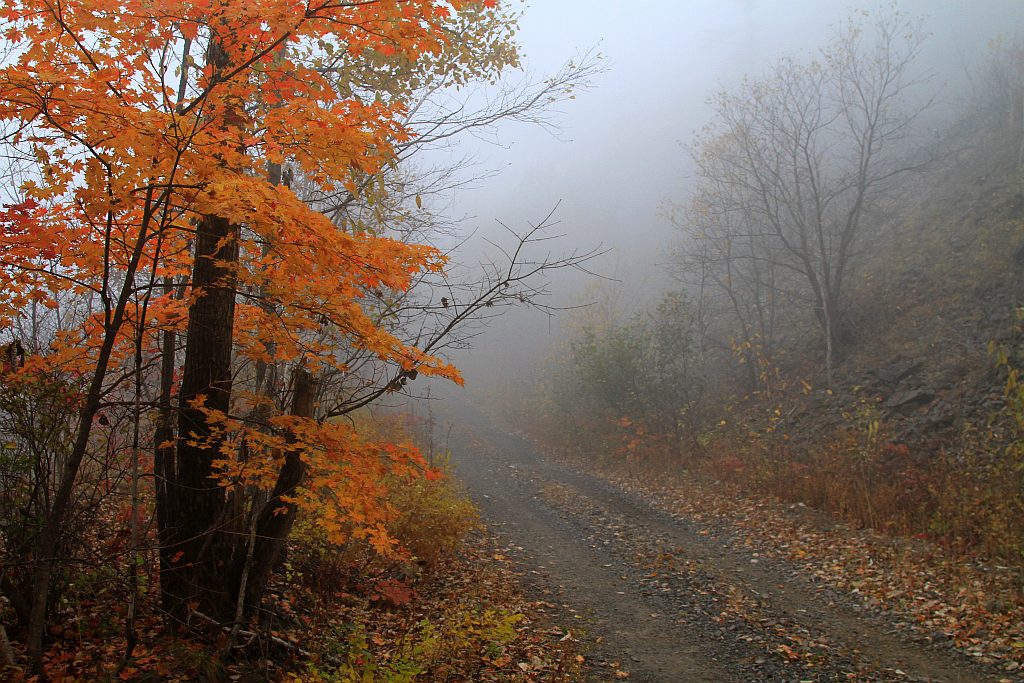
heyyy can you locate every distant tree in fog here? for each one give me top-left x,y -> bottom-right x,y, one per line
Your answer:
674,9 -> 930,387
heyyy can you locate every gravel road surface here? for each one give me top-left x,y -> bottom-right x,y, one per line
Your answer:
445,400 -> 1007,683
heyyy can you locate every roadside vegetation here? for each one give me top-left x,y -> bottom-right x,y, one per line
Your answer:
1,410 -> 583,681
0,0 -> 594,678
518,16 -> 1024,568
492,20 -> 1024,674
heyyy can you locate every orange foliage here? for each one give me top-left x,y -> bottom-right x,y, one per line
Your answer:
0,0 -> 494,554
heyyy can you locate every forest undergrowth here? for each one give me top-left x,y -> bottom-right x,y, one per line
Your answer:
1,414 -> 582,682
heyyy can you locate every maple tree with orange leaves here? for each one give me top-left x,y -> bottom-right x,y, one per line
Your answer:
0,0 -> 588,671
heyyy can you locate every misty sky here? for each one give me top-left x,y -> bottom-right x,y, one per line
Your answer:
429,0 -> 1024,392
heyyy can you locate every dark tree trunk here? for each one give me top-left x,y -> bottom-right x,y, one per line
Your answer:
159,211 -> 239,625
154,278 -> 178,617
239,367 -> 315,614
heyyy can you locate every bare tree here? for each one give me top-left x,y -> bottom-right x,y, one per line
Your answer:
675,9 -> 930,387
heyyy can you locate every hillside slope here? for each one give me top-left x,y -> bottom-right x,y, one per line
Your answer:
793,114 -> 1024,453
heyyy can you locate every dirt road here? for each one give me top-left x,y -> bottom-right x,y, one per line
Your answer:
444,401 -> 1006,683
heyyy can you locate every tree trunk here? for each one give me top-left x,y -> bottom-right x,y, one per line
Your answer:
25,199 -> 155,671
822,292 -> 835,390
239,367 -> 315,614
154,277 -> 178,617
159,211 -> 239,625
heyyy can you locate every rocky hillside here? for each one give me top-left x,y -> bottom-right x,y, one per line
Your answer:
789,112 -> 1024,456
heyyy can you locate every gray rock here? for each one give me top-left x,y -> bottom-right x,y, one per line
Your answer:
886,389 -> 935,410
870,359 -> 922,385
948,231 -> 976,252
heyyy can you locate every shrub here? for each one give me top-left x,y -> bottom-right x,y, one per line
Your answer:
288,454 -> 479,595
387,459 -> 479,568
300,608 -> 522,682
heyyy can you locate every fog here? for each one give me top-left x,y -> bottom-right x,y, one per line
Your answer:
421,0 -> 1023,395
